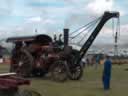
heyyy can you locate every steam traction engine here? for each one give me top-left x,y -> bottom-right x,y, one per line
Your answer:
7,34 -> 79,81
7,11 -> 120,82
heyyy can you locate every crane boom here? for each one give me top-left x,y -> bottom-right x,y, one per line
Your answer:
76,11 -> 119,64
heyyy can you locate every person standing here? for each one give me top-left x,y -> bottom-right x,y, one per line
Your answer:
95,55 -> 100,69
102,55 -> 112,90
81,58 -> 86,68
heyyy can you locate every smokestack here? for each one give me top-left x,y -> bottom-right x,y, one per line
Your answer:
64,28 -> 69,47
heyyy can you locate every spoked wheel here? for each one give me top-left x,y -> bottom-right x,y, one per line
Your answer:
14,89 -> 32,96
14,89 -> 41,96
0,89 -> 38,96
68,64 -> 83,80
50,60 -> 67,82
66,54 -> 83,80
12,49 -> 33,77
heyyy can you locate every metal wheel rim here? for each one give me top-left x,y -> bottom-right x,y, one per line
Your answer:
71,65 -> 81,79
68,64 -> 83,80
51,61 -> 67,82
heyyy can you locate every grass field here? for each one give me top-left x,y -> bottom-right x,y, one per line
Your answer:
1,64 -> 128,96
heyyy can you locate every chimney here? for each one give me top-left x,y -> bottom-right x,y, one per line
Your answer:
63,29 -> 69,47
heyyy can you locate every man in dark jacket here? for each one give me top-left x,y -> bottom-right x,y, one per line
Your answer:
102,55 -> 112,90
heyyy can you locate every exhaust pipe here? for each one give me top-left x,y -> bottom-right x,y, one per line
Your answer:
63,29 -> 69,47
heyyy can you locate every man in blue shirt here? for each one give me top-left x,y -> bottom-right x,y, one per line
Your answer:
102,55 -> 112,90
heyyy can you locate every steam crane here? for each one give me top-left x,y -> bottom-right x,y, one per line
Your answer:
76,12 -> 119,64
66,11 -> 120,80
5,11 -> 120,82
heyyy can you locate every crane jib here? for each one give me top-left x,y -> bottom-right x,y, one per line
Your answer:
76,11 -> 120,65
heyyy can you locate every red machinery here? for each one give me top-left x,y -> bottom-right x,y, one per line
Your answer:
0,73 -> 30,96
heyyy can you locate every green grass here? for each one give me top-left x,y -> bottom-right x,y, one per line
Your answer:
0,64 -> 128,96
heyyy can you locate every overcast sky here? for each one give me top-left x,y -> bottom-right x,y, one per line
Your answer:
0,0 -> 128,45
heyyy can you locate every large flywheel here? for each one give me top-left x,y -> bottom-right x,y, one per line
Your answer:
11,49 -> 33,77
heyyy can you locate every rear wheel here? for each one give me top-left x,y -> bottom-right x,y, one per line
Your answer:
50,60 -> 67,82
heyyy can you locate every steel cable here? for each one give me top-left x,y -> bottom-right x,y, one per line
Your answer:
69,17 -> 102,37
76,22 -> 98,45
